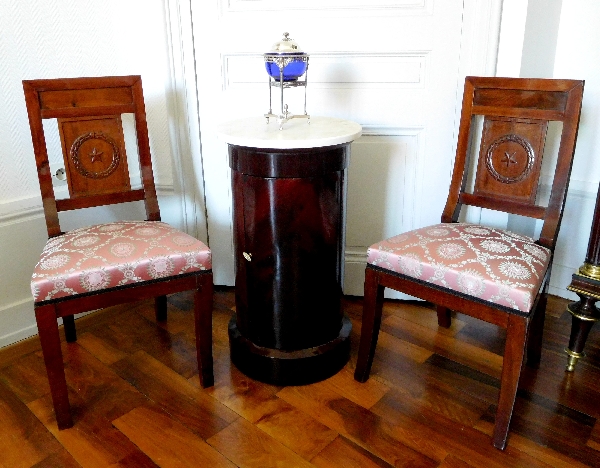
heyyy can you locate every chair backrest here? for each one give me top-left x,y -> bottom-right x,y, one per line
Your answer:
23,75 -> 161,238
442,76 -> 584,251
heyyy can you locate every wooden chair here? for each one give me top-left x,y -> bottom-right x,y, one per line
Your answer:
354,77 -> 584,450
23,75 -> 214,430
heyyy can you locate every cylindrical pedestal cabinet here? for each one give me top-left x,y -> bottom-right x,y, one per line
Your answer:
218,116 -> 362,385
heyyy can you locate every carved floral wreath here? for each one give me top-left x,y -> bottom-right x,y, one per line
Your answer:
485,134 -> 535,184
70,131 -> 120,179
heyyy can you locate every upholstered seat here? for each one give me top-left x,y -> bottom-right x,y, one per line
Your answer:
367,223 -> 550,313
32,221 -> 211,302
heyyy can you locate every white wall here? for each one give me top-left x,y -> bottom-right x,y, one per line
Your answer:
551,0 -> 600,299
0,0 -> 187,346
2,0 -> 600,348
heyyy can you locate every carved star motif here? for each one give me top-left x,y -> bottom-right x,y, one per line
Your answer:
89,147 -> 103,163
501,151 -> 517,167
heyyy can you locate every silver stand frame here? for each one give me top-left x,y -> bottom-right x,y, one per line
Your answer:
264,54 -> 310,130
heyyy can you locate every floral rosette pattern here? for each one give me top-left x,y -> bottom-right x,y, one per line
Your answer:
31,221 -> 211,302
366,223 -> 550,312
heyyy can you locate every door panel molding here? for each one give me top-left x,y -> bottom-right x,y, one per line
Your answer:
223,52 -> 428,91
221,0 -> 433,16
163,0 -> 209,241
345,125 -> 425,265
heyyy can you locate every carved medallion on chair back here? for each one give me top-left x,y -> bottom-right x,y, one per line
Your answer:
474,117 -> 547,204
58,116 -> 131,198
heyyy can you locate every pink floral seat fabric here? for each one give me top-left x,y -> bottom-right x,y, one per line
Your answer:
366,223 -> 551,313
31,221 -> 211,303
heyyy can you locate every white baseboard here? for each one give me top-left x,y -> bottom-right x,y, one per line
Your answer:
0,298 -> 38,348
549,263 -> 579,302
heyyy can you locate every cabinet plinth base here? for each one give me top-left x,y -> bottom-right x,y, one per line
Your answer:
228,314 -> 351,386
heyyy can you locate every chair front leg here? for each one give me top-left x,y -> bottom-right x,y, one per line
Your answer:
354,267 -> 385,383
492,314 -> 528,450
36,304 -> 73,429
194,273 -> 214,388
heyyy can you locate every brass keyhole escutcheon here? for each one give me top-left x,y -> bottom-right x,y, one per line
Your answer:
243,252 -> 252,262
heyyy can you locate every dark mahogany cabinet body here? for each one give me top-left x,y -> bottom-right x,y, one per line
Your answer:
228,143 -> 352,385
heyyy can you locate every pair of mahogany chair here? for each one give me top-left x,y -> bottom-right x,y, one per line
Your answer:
25,76 -> 584,451
23,75 -> 214,430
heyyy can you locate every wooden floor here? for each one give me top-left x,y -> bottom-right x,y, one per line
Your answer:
1,288 -> 600,467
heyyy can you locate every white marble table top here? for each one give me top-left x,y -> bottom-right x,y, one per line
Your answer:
216,116 -> 362,149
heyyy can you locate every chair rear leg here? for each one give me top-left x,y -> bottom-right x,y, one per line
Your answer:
354,267 -> 385,383
155,295 -> 168,322
194,273 -> 214,388
36,304 -> 73,429
62,315 -> 77,343
492,314 -> 528,450
436,306 -> 452,328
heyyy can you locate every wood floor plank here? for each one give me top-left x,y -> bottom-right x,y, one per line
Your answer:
167,288 -> 236,314
253,397 -> 338,460
348,317 -> 434,366
453,312 -> 507,355
479,400 -> 600,466
0,335 -> 42,368
510,389 -> 595,445
106,450 -> 158,468
310,435 -> 395,468
77,332 -> 128,365
113,405 -> 235,468
31,450 -> 83,468
0,350 -> 51,404
84,312 -> 199,379
0,380 -> 70,468
154,289 -> 235,346
474,418 -> 592,468
317,365 -> 390,409
277,381 -> 443,467
436,454 -> 479,468
111,350 -> 238,439
1,290 -> 599,467
60,343 -> 148,422
383,301 -> 467,337
370,386 -> 556,468
382,313 -> 504,377
137,301 -> 191,336
519,355 -> 600,419
587,420 -> 600,451
197,354 -> 284,424
206,418 -> 315,468
366,353 -> 495,428
28,393 -> 150,468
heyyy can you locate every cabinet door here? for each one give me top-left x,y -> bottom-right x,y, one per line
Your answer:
233,171 -> 345,350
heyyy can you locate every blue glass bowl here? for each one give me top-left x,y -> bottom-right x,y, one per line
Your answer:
265,59 -> 307,81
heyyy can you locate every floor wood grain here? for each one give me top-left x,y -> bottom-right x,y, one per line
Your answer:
1,289 -> 599,467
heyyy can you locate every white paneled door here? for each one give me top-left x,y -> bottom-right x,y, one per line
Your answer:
182,0 -> 501,292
